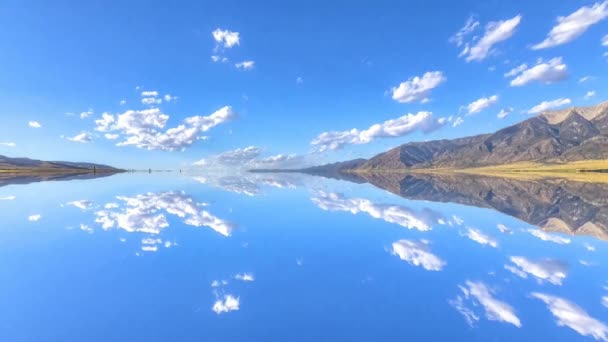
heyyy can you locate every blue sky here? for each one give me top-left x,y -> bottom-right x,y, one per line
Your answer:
0,0 -> 607,169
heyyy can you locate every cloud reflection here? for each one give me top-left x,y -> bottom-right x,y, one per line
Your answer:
311,191 -> 444,231
450,281 -> 521,328
391,239 -> 445,271
532,293 -> 608,341
505,257 -> 568,285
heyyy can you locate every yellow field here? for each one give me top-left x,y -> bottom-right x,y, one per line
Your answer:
351,160 -> 608,183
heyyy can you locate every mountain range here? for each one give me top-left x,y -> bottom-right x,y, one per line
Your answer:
303,101 -> 608,173
0,155 -> 122,173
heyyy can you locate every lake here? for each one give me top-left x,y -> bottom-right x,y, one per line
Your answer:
1,171 -> 607,341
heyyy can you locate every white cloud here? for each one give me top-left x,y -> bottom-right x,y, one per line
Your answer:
234,273 -> 255,282
603,34 -> 608,46
235,60 -> 255,70
212,295 -> 240,314
497,224 -> 512,234
603,296 -> 608,308
449,16 -> 480,47
532,1 -> 608,50
465,228 -> 498,248
451,281 -> 521,327
28,121 -> 41,128
95,191 -> 233,238
391,71 -> 446,103
0,142 -> 16,147
192,146 -> 301,170
0,195 -> 16,200
142,97 -> 162,105
452,117 -> 464,127
311,191 -> 442,232
120,100 -> 126,106
585,91 -> 596,99
579,76 -> 593,83
527,229 -> 571,244
466,95 -> 499,115
508,57 -> 568,86
584,243 -> 596,252
80,224 -> 93,233
391,239 -> 446,271
506,256 -> 567,285
80,110 -> 93,119
452,215 -> 464,226
104,133 -> 119,140
212,28 -> 240,49
141,90 -> 159,97
504,64 -> 528,77
211,55 -> 228,63
532,293 -> 608,341
28,214 -> 41,222
458,15 -> 522,62
164,94 -> 177,102
66,132 -> 92,143
67,200 -> 93,211
94,106 -> 233,151
527,98 -> 571,114
497,107 -> 513,119
311,111 -> 444,152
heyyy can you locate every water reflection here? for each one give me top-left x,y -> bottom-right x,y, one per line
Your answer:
0,171 -> 118,187
193,172 -> 300,196
450,281 -> 522,328
308,171 -> 608,240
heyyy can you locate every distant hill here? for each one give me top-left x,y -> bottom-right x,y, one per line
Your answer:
0,155 -> 123,173
303,101 -> 608,173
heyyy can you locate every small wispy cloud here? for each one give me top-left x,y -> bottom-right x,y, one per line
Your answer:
28,121 -> 41,128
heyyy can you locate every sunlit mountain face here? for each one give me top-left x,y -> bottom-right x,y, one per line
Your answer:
0,172 -> 607,342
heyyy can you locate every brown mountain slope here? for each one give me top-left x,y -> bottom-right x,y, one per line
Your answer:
352,102 -> 608,171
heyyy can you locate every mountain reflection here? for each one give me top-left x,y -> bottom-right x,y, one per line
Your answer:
0,171 -> 118,187
308,171 -> 608,241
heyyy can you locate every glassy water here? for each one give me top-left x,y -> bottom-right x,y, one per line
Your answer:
1,172 -> 607,341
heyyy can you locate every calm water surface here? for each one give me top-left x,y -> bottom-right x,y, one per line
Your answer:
1,172 -> 607,341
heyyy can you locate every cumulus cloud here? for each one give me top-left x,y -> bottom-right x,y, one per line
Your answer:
28,214 -> 41,222
585,91 -> 596,99
505,256 -> 568,285
532,1 -> 608,50
508,57 -> 568,86
212,295 -> 240,314
67,200 -> 94,211
192,146 -> 302,170
95,191 -> 233,240
391,239 -> 446,271
235,61 -> 255,70
449,16 -> 480,47
28,121 -> 41,128
104,133 -> 119,140
142,97 -> 162,105
94,106 -> 234,151
450,281 -> 521,327
527,229 -> 571,244
212,28 -> 240,49
457,15 -> 522,62
452,117 -> 464,127
497,108 -> 513,119
527,98 -> 571,114
532,293 -> 608,341
80,110 -> 94,119
141,90 -> 159,97
465,228 -> 498,248
66,132 -> 93,143
311,111 -> 444,152
391,71 -> 446,103
504,64 -> 528,77
311,191 -> 443,231
466,95 -> 499,115
211,55 -> 228,63
234,273 -> 255,282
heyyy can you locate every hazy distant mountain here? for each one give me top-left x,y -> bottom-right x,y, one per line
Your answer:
308,102 -> 608,172
0,155 -> 122,172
